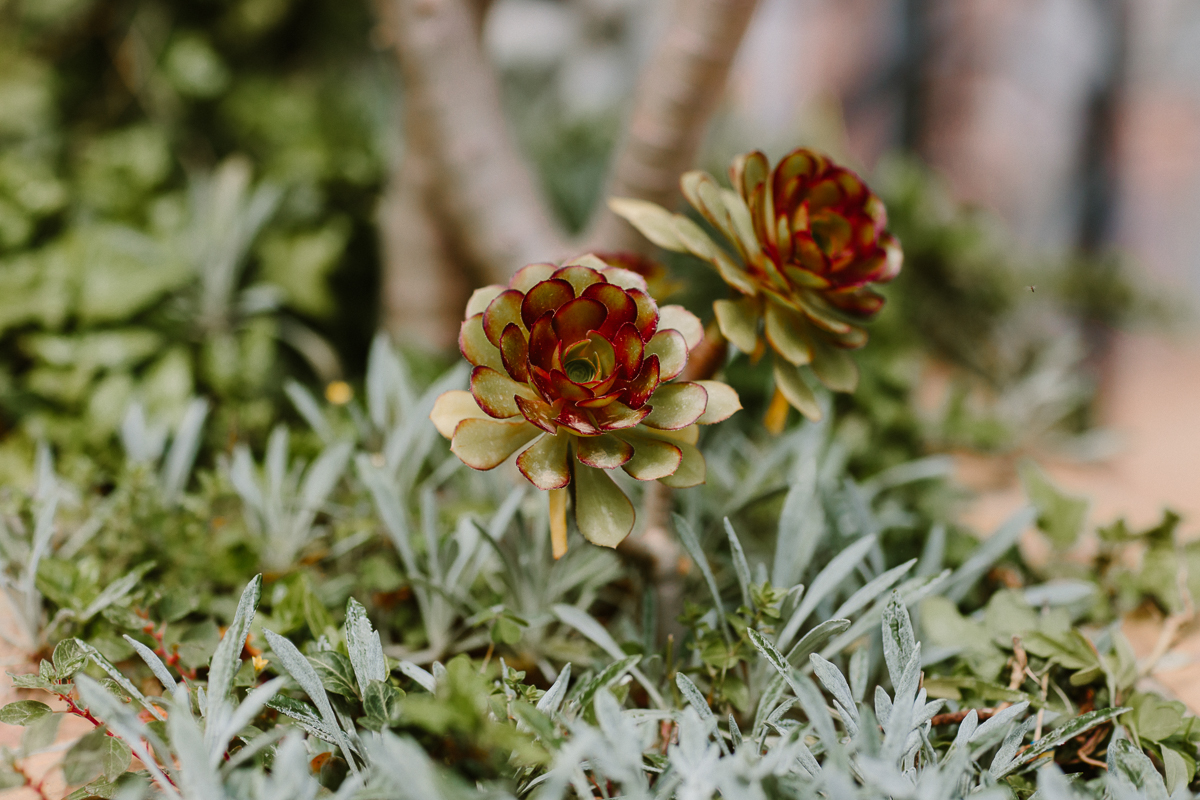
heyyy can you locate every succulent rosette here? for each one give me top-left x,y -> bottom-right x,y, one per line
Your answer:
610,148 -> 902,421
431,256 -> 740,556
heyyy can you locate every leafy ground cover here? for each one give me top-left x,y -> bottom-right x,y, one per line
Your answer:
0,316 -> 1195,798
0,5 -> 1190,797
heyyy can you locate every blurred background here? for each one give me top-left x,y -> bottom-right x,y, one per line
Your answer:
0,0 -> 1197,525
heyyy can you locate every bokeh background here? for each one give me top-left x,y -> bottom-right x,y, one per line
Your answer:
0,0 -> 1197,524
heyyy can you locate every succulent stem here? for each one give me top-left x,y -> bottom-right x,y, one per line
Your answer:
763,386 -> 790,435
549,488 -> 569,559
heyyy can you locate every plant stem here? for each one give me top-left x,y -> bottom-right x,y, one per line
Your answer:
549,488 -> 569,559
624,324 -> 728,642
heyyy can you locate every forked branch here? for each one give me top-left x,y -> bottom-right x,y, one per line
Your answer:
586,0 -> 761,253
384,0 -> 571,282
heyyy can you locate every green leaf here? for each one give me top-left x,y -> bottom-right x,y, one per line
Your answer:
361,679 -> 404,730
922,676 -> 1030,705
206,575 -> 261,722
492,617 -> 523,645
673,514 -> 727,641
64,780 -> 121,800
0,700 -> 52,725
566,655 -> 640,713
344,597 -> 388,692
1019,460 -> 1088,550
53,638 -> 89,678
79,562 -> 155,622
309,650 -> 360,699
263,628 -> 360,772
7,671 -> 55,692
997,707 -> 1127,776
1162,745 -> 1193,795
1023,630 -> 1101,683
62,727 -> 132,786
1123,692 -> 1186,743
746,628 -> 804,700
784,618 -> 850,666
21,710 -> 62,752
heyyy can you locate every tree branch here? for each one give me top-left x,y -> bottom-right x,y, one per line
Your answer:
384,0 -> 570,283
377,98 -> 472,351
585,0 -> 761,253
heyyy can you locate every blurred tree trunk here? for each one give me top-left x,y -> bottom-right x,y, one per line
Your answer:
378,91 -> 472,351
585,0 -> 761,253
376,0 -> 761,338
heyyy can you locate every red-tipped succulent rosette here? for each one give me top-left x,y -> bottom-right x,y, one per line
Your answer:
431,256 -> 740,556
610,148 -> 902,421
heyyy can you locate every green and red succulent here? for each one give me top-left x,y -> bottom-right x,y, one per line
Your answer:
431,256 -> 740,556
611,147 -> 902,421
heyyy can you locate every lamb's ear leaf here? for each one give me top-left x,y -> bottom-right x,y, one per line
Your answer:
263,628 -> 360,774
344,598 -> 388,692
206,575 -> 262,720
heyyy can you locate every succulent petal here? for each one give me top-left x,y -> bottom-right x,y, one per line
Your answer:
617,433 -> 683,481
430,390 -> 489,439
510,263 -> 557,292
592,401 -> 651,432
515,394 -> 559,433
552,297 -> 607,344
656,440 -> 705,488
576,434 -> 634,470
483,289 -> 526,346
810,337 -> 859,393
470,366 -> 533,418
621,355 -> 659,409
552,265 -> 604,295
773,358 -> 822,422
450,418 -> 540,470
521,279 -> 575,330
764,299 -> 814,366
517,432 -> 571,490
597,266 -> 649,292
713,296 -> 762,354
658,304 -> 704,351
459,315 -> 504,372
583,282 -> 637,337
554,406 -> 601,436
500,323 -> 530,382
465,284 -> 505,317
693,380 -> 741,425
644,329 -> 688,380
573,464 -> 635,547
643,381 -> 708,430
628,289 -> 658,340
527,313 -> 557,371
611,322 -> 644,379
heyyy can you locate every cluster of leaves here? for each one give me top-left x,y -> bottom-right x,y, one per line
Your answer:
0,0 -> 388,461
0,330 -> 1191,798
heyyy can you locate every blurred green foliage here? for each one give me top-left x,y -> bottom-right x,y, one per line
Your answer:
0,0 -> 390,458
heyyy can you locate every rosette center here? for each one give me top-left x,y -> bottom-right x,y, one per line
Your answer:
562,333 -> 616,388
